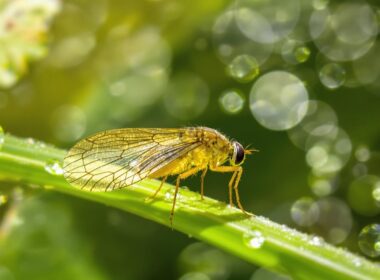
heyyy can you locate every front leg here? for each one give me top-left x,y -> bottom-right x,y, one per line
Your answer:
210,165 -> 248,214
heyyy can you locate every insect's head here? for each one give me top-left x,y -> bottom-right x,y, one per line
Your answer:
230,141 -> 256,166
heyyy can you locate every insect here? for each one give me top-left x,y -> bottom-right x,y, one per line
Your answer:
63,127 -> 254,225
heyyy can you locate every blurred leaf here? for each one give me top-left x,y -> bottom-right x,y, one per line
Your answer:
0,0 -> 61,88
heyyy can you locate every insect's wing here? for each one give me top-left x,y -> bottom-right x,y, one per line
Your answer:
63,128 -> 200,191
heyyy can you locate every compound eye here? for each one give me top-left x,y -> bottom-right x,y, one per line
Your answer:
232,142 -> 245,165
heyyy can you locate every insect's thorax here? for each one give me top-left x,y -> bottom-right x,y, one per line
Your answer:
149,127 -> 232,178
179,127 -> 231,169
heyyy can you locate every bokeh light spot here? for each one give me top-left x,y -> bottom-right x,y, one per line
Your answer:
355,146 -> 371,162
219,89 -> 245,114
315,197 -> 352,244
48,34 -> 96,68
226,54 -> 259,82
236,0 -> 301,44
0,193 -> 8,206
0,266 -> 13,280
288,100 -> 338,150
348,175 -> 380,216
372,181 -> 380,203
250,71 -> 309,131
305,127 -> 352,175
179,272 -> 210,280
310,3 -> 378,61
0,126 -> 4,150
51,105 -> 87,143
212,9 -> 273,65
281,40 -> 311,64
291,197 -> 319,227
319,63 -> 346,89
178,243 -> 230,280
164,73 -> 209,121
250,268 -> 290,280
308,173 -> 338,197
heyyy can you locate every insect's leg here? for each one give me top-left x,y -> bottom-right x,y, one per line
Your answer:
228,171 -> 238,207
170,167 -> 201,226
210,165 -> 249,214
232,167 -> 249,214
146,175 -> 168,201
200,167 -> 208,200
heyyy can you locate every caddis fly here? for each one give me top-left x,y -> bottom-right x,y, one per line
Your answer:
63,127 -> 255,225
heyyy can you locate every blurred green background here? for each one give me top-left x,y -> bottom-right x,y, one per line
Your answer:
0,0 -> 380,279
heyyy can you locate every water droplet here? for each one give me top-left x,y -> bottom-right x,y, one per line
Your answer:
249,71 -> 309,131
352,257 -> 362,267
219,89 -> 245,114
291,197 -> 319,226
0,126 -> 4,149
26,138 -> 36,145
44,160 -> 64,175
165,190 -> 173,200
309,235 -> 324,246
319,63 -> 346,89
164,188 -> 182,202
243,230 -> 265,249
281,40 -> 311,64
358,224 -> 380,257
226,55 -> 259,83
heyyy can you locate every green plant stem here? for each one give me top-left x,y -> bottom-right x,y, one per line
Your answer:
0,134 -> 379,280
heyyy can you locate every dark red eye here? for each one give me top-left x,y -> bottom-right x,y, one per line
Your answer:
233,142 -> 245,165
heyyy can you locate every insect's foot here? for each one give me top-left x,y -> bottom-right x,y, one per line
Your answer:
239,207 -> 252,217
169,215 -> 174,229
144,197 -> 153,202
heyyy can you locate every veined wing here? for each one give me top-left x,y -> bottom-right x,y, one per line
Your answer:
63,128 -> 201,191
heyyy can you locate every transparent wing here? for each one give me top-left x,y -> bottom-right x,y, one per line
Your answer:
63,128 -> 201,191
